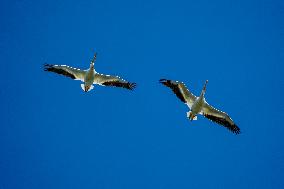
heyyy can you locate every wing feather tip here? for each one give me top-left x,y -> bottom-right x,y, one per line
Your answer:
231,124 -> 241,135
101,81 -> 137,90
159,78 -> 168,82
159,78 -> 187,103
43,64 -> 76,79
128,82 -> 137,90
159,78 -> 172,86
204,114 -> 240,135
43,64 -> 53,71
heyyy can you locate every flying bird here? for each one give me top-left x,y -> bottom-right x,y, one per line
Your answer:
44,53 -> 136,92
159,79 -> 240,134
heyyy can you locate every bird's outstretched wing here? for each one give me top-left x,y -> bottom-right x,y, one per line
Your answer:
44,64 -> 86,81
159,79 -> 196,107
202,102 -> 240,134
94,73 -> 136,90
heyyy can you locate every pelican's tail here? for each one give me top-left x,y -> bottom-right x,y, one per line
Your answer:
187,111 -> 198,121
80,84 -> 94,92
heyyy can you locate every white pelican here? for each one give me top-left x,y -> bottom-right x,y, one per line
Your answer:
159,79 -> 240,134
44,53 -> 136,92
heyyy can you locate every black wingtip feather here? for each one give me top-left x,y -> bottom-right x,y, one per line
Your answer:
204,114 -> 241,135
101,81 -> 137,90
159,78 -> 187,103
43,64 -> 76,79
44,64 -> 53,71
128,82 -> 137,90
159,79 -> 170,86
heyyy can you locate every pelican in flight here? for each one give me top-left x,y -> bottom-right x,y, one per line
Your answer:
159,79 -> 240,134
44,53 -> 136,92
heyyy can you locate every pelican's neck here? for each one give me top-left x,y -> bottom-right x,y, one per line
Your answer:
91,53 -> 97,64
199,80 -> 208,98
88,64 -> 96,75
90,52 -> 97,71
90,63 -> 94,70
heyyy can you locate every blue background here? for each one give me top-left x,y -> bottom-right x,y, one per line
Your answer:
0,0 -> 283,188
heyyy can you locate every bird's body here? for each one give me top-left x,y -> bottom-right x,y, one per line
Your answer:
82,65 -> 95,92
190,97 -> 203,115
160,79 -> 240,134
44,53 -> 136,92
85,68 -> 95,84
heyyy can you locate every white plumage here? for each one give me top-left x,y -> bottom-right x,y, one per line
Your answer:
159,79 -> 240,134
44,53 -> 136,92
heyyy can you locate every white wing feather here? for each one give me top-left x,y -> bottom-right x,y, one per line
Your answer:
44,64 -> 86,81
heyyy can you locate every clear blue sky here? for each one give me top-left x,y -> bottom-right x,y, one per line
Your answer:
0,0 -> 283,188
